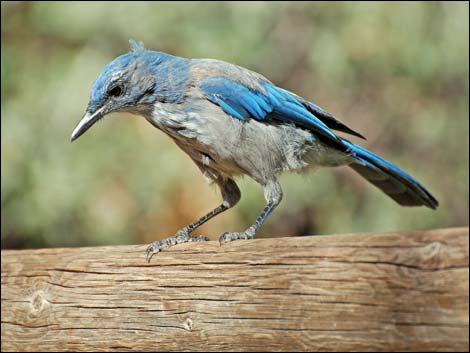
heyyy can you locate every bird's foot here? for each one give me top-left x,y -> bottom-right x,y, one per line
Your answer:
145,229 -> 209,262
219,227 -> 256,245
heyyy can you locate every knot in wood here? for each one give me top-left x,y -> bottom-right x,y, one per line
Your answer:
30,291 -> 48,315
183,318 -> 194,331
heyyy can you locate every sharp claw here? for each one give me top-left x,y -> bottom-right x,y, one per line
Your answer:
218,233 -> 225,245
145,244 -> 158,263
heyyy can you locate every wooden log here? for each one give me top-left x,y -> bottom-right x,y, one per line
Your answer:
1,227 -> 469,352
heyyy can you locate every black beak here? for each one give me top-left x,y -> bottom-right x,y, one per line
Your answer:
70,107 -> 105,142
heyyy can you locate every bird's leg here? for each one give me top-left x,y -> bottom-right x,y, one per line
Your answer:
145,178 -> 240,261
219,179 -> 283,244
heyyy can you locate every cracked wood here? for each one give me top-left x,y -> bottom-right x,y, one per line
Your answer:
1,227 -> 469,351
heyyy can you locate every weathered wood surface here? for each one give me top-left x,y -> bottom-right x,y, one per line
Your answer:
1,227 -> 469,352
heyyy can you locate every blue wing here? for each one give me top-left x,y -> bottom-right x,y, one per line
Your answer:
199,76 -> 363,151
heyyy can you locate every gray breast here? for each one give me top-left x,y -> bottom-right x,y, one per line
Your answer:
146,98 -> 353,183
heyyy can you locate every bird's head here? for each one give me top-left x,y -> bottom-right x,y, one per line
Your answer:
71,40 -> 174,141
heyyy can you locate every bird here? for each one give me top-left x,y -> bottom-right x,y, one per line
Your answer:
71,40 -> 438,262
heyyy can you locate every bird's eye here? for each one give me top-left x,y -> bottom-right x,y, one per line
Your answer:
108,85 -> 123,97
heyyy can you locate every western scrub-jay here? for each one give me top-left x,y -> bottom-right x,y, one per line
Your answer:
71,40 -> 438,261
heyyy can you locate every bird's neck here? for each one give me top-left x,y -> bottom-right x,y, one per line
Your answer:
151,57 -> 191,104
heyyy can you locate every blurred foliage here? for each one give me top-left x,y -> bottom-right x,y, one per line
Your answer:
1,1 -> 468,249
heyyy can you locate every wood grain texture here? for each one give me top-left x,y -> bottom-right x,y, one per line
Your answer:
1,227 -> 469,352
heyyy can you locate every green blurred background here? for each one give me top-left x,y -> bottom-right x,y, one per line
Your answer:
1,1 -> 468,249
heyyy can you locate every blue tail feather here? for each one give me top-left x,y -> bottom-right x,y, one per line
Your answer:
342,140 -> 438,209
